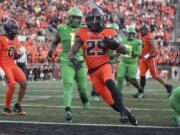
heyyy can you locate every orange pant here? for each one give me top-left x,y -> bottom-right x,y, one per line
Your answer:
1,63 -> 26,83
1,63 -> 26,108
139,57 -> 159,78
89,63 -> 115,105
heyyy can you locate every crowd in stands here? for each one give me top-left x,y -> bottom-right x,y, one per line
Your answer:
0,0 -> 179,67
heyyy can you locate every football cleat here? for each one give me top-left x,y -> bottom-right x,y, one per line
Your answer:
125,108 -> 138,126
133,93 -> 144,99
83,101 -> 90,109
120,108 -> 138,126
173,115 -> 180,127
65,111 -> 72,123
90,96 -> 100,102
2,108 -> 15,116
13,103 -> 26,115
119,110 -> 128,123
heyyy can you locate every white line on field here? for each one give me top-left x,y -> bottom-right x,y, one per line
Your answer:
0,104 -> 172,112
0,94 -> 169,102
0,120 -> 178,129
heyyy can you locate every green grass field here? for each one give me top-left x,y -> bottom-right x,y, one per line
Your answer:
0,79 -> 179,127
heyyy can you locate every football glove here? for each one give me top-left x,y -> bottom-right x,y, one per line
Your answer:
47,50 -> 53,61
70,58 -> 83,70
144,53 -> 150,59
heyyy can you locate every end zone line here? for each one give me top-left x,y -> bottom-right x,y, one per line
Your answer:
0,120 -> 178,129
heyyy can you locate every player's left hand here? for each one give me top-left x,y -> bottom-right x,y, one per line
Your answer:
70,58 -> 83,70
47,50 -> 53,62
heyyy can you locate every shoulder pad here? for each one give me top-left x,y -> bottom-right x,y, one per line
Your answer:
134,39 -> 143,45
57,25 -> 67,31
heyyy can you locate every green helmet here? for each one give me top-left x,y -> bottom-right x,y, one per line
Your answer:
67,8 -> 83,28
108,23 -> 119,32
125,27 -> 136,34
125,27 -> 136,40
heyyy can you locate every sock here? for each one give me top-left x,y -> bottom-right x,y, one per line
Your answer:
65,107 -> 71,112
5,82 -> 16,108
140,76 -> 146,91
165,84 -> 172,93
129,78 -> 142,93
80,95 -> 88,104
106,79 -> 125,113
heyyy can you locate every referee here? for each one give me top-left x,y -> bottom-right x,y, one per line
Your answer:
16,46 -> 27,74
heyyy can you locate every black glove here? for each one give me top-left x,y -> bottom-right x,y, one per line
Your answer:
70,58 -> 83,70
47,50 -> 53,61
110,55 -> 115,60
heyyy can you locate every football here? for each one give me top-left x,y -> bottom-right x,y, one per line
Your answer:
14,50 -> 22,60
103,36 -> 119,50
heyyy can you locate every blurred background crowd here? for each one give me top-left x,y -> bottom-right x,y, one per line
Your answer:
0,0 -> 179,80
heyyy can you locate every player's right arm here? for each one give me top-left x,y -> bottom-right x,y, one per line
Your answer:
69,37 -> 83,70
144,37 -> 156,59
148,38 -> 156,54
103,36 -> 129,54
47,29 -> 61,61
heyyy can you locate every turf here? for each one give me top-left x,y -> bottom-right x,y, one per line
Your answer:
0,79 -> 179,127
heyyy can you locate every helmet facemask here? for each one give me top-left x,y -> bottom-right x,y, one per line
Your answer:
68,15 -> 82,28
126,28 -> 136,40
85,7 -> 105,33
67,8 -> 83,28
126,32 -> 136,40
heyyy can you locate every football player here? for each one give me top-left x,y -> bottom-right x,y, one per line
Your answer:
134,25 -> 173,98
47,8 -> 89,123
69,7 -> 138,125
169,86 -> 180,127
116,28 -> 143,96
0,19 -> 27,115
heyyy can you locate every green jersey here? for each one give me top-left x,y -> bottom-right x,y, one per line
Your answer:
118,38 -> 142,63
57,25 -> 84,62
